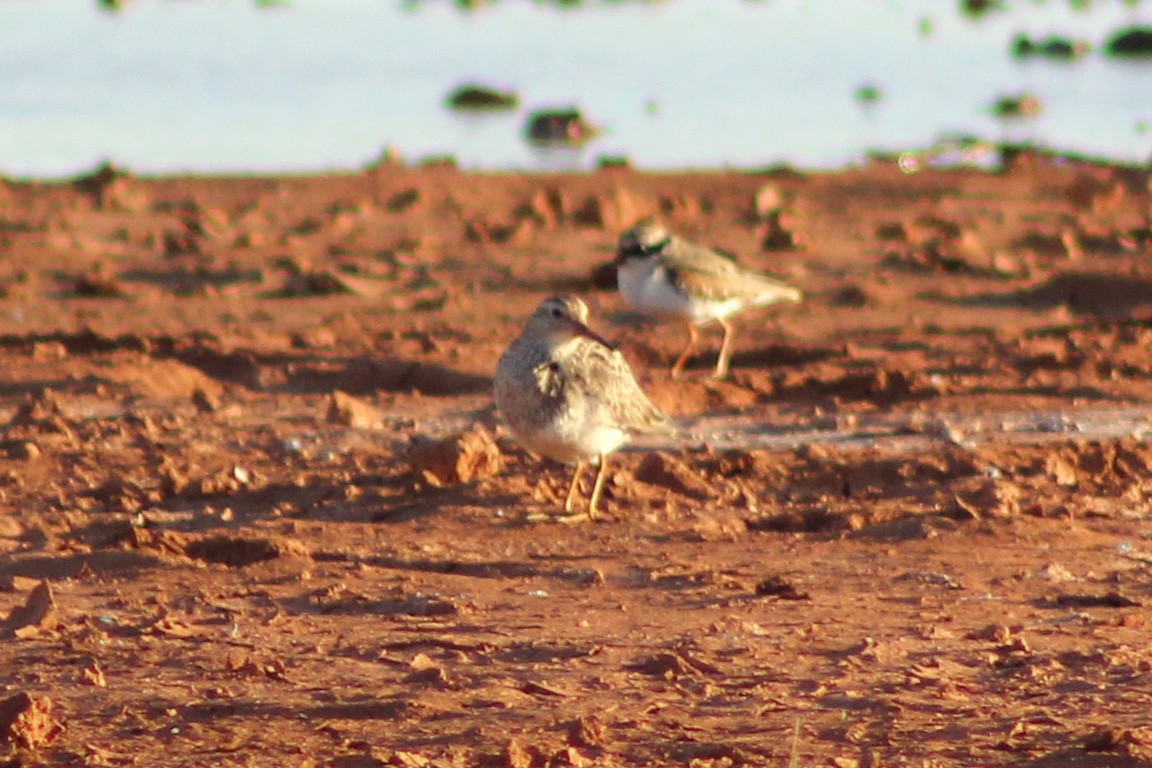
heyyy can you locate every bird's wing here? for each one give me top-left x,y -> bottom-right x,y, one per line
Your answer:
662,237 -> 742,275
663,237 -> 801,305
561,339 -> 671,435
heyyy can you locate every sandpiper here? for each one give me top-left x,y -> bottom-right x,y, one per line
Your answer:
615,220 -> 802,379
494,295 -> 671,519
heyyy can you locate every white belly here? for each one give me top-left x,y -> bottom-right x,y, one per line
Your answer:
617,261 -> 743,322
517,423 -> 628,464
617,261 -> 694,317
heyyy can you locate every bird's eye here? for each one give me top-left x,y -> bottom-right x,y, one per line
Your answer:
549,307 -> 563,318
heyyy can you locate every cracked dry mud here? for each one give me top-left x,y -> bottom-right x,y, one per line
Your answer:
2,155 -> 1152,767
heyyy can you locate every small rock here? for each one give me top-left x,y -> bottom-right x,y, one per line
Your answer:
991,93 -> 1043,119
232,229 -> 267,249
81,661 -> 107,687
990,250 -> 1028,277
504,739 -> 536,768
224,649 -> 253,673
1012,34 -> 1089,60
290,327 -> 339,350
404,666 -> 448,685
633,452 -> 712,500
446,84 -> 519,111
524,108 -> 598,146
30,341 -> 68,362
875,221 -> 908,241
760,211 -> 800,251
572,186 -> 651,231
567,716 -> 606,748
1,576 -> 42,593
1038,563 -> 1076,583
184,535 -> 308,568
389,751 -> 431,768
0,517 -> 24,542
1,580 -> 59,638
0,692 -> 62,748
387,187 -> 422,213
1083,727 -> 1127,752
326,391 -> 381,430
1,440 -> 42,461
630,651 -> 700,679
191,387 -> 221,414
513,188 -> 565,229
969,624 -> 1013,643
952,480 -> 1021,519
162,226 -> 202,257
658,192 -> 705,219
1105,26 -> 1152,59
464,217 -> 531,245
830,284 -> 870,308
1045,453 -> 1079,487
272,269 -> 359,297
549,747 -> 592,768
407,424 -> 504,486
754,575 -> 811,600
72,269 -> 126,298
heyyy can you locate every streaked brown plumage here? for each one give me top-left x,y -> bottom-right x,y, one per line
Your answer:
494,295 -> 670,518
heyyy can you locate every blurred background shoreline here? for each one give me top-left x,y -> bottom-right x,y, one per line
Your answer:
2,0 -> 1151,179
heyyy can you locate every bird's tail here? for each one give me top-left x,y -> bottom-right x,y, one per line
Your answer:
752,281 -> 803,306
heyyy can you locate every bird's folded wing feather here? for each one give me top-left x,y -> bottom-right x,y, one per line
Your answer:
561,341 -> 671,434
665,239 -> 800,304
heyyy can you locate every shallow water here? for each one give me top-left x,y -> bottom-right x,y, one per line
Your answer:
2,0 -> 1151,176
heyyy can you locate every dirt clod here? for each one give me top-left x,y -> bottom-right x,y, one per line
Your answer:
0,693 -> 61,749
503,739 -> 536,768
1,581 -> 58,638
754,575 -> 811,600
407,424 -> 503,486
327,390 -> 382,429
184,535 -> 309,567
632,451 -> 712,500
566,716 -> 606,748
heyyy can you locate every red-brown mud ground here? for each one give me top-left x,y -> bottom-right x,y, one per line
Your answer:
3,155 -> 1152,767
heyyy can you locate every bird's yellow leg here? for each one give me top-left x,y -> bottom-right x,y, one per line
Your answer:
587,454 -> 610,520
563,460 -> 584,513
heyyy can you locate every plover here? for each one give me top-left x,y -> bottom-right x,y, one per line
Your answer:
615,221 -> 802,379
494,295 -> 671,519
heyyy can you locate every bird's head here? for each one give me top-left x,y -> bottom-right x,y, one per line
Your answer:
531,294 -> 589,325
615,219 -> 671,264
527,295 -> 613,350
